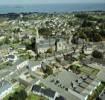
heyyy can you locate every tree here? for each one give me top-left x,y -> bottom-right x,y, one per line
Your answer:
82,20 -> 93,27
46,66 -> 53,75
96,97 -> 101,100
79,32 -> 87,40
8,96 -> 14,100
19,89 -> 27,99
46,48 -> 53,54
41,63 -> 53,75
93,33 -> 102,42
92,50 -> 103,59
8,89 -> 27,100
55,38 -> 59,52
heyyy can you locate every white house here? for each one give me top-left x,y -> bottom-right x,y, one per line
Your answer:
0,80 -> 13,99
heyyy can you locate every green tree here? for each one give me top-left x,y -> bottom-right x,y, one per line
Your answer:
8,89 -> 27,100
92,50 -> 103,59
46,48 -> 53,54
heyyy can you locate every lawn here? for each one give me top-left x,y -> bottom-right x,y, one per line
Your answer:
26,93 -> 47,100
70,63 -> 99,76
80,66 -> 99,76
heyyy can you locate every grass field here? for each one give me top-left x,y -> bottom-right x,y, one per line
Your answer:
26,93 -> 47,100
80,66 -> 99,76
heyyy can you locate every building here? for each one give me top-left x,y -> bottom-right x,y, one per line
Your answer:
29,61 -> 41,72
37,37 -> 67,53
7,54 -> 18,63
32,84 -> 58,100
0,80 -> 12,99
18,71 -> 39,86
37,38 -> 55,53
17,60 -> 29,70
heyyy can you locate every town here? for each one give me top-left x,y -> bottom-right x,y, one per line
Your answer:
0,11 -> 105,100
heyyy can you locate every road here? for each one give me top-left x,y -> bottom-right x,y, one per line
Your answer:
30,70 -> 79,100
0,48 -> 73,81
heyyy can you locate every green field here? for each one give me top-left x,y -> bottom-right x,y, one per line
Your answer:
26,93 -> 47,100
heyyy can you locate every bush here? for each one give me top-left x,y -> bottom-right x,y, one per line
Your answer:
92,50 -> 103,59
46,48 -> 53,54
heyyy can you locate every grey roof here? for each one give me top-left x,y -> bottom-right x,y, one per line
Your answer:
32,85 -> 41,93
0,80 -> 12,95
40,38 -> 55,44
37,42 -> 55,49
37,37 -> 65,49
41,88 -> 56,98
29,60 -> 41,68
32,84 -> 56,98
8,55 -> 15,59
97,71 -> 105,82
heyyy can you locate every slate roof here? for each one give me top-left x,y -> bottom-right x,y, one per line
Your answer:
32,84 -> 56,98
37,38 -> 55,48
8,55 -> 15,59
55,96 -> 65,100
32,85 -> 41,93
41,88 -> 56,98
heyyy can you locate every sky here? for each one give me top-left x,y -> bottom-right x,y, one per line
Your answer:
0,0 -> 105,5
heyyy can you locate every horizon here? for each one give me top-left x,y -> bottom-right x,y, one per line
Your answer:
0,2 -> 105,6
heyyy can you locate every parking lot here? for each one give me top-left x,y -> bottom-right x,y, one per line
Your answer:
42,70 -> 101,100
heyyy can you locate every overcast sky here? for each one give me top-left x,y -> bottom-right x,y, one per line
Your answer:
0,0 -> 105,5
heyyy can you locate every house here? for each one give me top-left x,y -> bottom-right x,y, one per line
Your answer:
84,44 -> 93,55
32,84 -> 58,100
0,80 -> 12,99
7,54 -> 18,63
16,60 -> 29,70
32,84 -> 41,95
